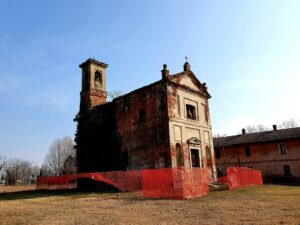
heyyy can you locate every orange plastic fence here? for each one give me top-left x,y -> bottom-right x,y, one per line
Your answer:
36,168 -> 209,199
217,176 -> 228,184
37,170 -> 142,192
217,167 -> 263,190
142,168 -> 208,199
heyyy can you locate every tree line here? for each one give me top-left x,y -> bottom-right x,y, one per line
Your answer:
0,156 -> 39,185
0,136 -> 76,185
0,89 -> 123,185
213,118 -> 300,138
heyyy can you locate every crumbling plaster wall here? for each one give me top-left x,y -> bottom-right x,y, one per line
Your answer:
215,140 -> 300,178
114,82 -> 171,170
167,79 -> 216,181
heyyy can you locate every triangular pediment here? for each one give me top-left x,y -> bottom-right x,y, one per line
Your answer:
169,72 -> 211,98
187,137 -> 201,145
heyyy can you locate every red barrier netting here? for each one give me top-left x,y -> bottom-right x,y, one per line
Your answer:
142,168 -> 208,199
36,168 -> 209,199
217,176 -> 228,184
36,174 -> 77,190
217,167 -> 263,190
36,170 -> 142,192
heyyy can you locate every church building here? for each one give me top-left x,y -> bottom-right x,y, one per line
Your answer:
74,58 -> 216,181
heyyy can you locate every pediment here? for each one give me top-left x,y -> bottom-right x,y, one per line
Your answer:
169,72 -> 210,97
178,75 -> 200,91
187,137 -> 202,145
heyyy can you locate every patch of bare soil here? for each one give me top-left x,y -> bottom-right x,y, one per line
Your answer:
0,184 -> 35,193
0,185 -> 299,225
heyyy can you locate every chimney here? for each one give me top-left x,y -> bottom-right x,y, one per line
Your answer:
242,128 -> 246,135
273,124 -> 277,131
161,64 -> 169,79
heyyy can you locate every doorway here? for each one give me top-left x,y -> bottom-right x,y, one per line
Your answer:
283,165 -> 292,176
190,149 -> 200,167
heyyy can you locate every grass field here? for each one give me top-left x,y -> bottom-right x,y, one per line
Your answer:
0,184 -> 299,225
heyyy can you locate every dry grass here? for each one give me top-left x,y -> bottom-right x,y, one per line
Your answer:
0,185 -> 299,225
0,184 -> 35,193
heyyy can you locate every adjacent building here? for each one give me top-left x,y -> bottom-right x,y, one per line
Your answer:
75,58 -> 216,181
213,126 -> 300,181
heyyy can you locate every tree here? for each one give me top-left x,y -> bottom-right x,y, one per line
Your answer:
107,90 -> 123,100
279,118 -> 299,129
0,155 -> 6,184
0,155 -> 6,171
213,133 -> 227,138
244,124 -> 269,133
3,158 -> 37,185
43,136 -> 76,176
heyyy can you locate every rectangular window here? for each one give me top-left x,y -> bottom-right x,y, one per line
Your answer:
283,165 -> 292,176
215,148 -> 221,159
279,144 -> 287,154
245,147 -> 251,157
186,104 -> 196,120
190,149 -> 200,167
139,109 -> 146,122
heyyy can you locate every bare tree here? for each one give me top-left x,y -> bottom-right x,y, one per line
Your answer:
245,124 -> 269,133
43,136 -> 75,176
0,155 -> 6,171
107,90 -> 123,100
0,155 -> 6,184
4,158 -> 37,185
213,133 -> 227,138
63,155 -> 76,175
279,118 -> 299,129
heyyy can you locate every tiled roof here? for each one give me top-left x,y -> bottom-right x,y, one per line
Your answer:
213,127 -> 300,148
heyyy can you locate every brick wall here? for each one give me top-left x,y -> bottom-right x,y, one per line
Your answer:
215,139 -> 300,178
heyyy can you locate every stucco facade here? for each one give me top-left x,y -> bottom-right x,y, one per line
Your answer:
75,58 -> 216,181
214,127 -> 300,181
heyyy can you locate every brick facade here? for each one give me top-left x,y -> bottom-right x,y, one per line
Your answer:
75,58 -> 216,181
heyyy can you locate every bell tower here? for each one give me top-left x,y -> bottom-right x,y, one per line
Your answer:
79,58 -> 108,113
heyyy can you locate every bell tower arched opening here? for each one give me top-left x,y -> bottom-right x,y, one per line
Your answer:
79,58 -> 108,113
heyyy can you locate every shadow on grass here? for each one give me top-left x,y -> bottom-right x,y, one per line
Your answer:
0,189 -> 119,201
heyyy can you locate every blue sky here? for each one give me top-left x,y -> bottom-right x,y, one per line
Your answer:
0,0 -> 299,165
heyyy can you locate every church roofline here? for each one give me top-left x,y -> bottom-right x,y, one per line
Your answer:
113,70 -> 211,102
113,80 -> 164,102
168,80 -> 211,99
168,71 -> 211,98
79,58 -> 108,68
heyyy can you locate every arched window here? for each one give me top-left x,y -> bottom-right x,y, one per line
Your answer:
175,143 -> 184,167
95,71 -> 102,84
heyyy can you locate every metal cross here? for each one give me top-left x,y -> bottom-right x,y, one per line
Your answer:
185,56 -> 188,62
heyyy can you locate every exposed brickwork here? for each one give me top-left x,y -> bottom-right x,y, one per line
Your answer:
75,59 -> 216,181
114,82 -> 171,169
